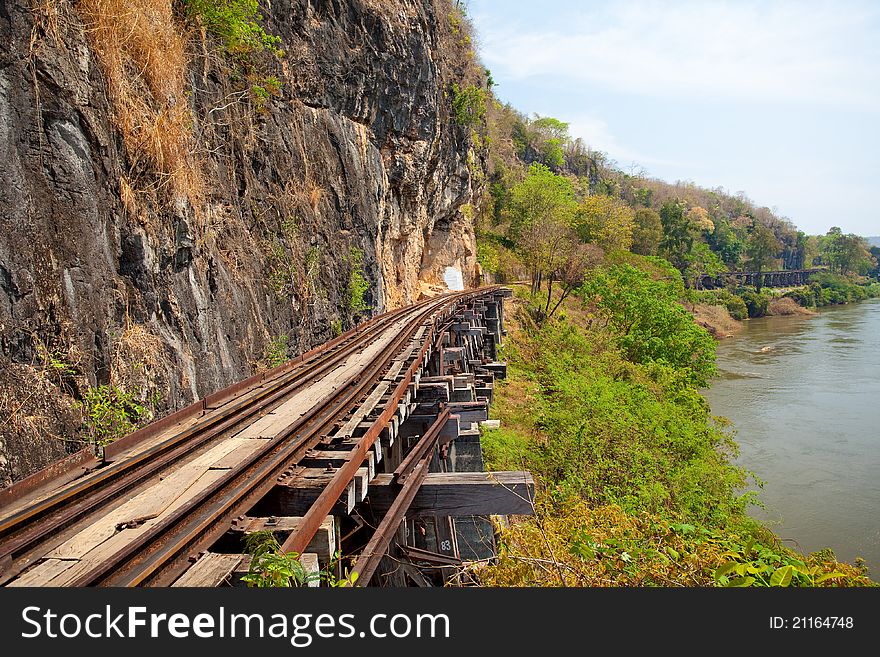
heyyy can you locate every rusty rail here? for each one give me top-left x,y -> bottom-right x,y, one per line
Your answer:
77,291 -> 497,586
0,297 -> 450,583
393,407 -> 449,484
348,452 -> 433,586
279,291 -> 490,558
341,409 -> 452,584
1,287 -> 502,587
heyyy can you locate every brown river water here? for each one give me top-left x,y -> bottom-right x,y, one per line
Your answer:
702,297 -> 880,578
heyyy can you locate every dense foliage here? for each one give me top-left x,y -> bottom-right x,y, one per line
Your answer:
579,264 -> 716,386
785,273 -> 880,307
477,277 -> 875,587
449,2 -> 875,587
184,0 -> 283,57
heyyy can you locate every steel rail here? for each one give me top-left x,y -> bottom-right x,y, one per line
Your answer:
0,299 -> 435,581
75,291 -> 483,586
393,406 -> 450,484
348,454 -> 434,585
346,409 -> 449,585
277,291 -> 493,558
0,301 -> 404,512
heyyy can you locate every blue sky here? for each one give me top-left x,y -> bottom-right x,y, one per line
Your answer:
465,0 -> 880,236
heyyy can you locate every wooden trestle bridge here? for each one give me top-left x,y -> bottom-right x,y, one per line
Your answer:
695,268 -> 824,290
0,287 -> 532,587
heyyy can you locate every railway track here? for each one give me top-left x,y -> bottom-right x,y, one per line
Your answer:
0,287 -> 512,587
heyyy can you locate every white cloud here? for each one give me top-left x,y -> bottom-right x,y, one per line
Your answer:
565,113 -> 691,170
477,1 -> 880,110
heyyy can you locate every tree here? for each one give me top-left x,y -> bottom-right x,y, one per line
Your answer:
686,206 -> 714,233
869,246 -> 880,279
802,234 -> 820,269
659,200 -> 693,272
745,223 -> 781,291
512,115 -> 570,170
631,208 -> 662,255
543,242 -> 603,321
579,264 -> 717,387
573,195 -> 635,253
821,227 -> 873,276
707,220 -> 743,268
563,137 -> 600,180
685,242 -> 726,290
510,163 -> 577,294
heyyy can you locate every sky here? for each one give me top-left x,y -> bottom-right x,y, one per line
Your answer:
465,0 -> 880,237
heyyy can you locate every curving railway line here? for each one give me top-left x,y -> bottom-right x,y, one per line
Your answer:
0,287 -> 532,587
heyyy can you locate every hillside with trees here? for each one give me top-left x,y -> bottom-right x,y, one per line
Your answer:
449,3 -> 878,587
475,102 -> 877,289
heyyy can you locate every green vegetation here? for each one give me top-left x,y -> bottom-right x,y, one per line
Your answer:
631,208 -> 662,256
745,223 -> 781,292
263,334 -> 289,368
477,277 -> 874,587
250,75 -> 281,112
821,227 -> 875,276
739,289 -> 770,318
346,248 -> 371,315
35,342 -> 77,385
512,115 -> 571,170
241,531 -> 358,587
265,216 -> 313,300
241,531 -> 318,588
580,263 -> 716,387
456,4 -> 876,588
81,385 -> 148,446
451,83 -> 487,127
183,0 -> 283,57
183,1 -> 285,114
476,94 -> 877,308
692,289 -> 749,320
265,237 -> 294,298
574,195 -> 634,253
785,273 -> 880,308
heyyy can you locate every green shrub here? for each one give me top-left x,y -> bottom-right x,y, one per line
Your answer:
690,289 -> 748,321
346,248 -> 370,314
740,290 -> 770,318
725,295 -> 748,320
477,289 -> 876,587
184,0 -> 284,57
784,286 -> 817,308
481,426 -> 530,471
579,264 -> 717,387
81,385 -> 147,446
241,531 -> 318,588
263,334 -> 289,368
785,275 -> 880,308
250,76 -> 281,111
450,83 -> 487,127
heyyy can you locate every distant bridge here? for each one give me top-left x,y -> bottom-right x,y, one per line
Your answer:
696,268 -> 824,290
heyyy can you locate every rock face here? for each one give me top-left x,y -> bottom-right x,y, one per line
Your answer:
0,0 -> 481,485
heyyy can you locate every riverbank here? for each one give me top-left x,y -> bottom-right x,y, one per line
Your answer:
704,298 -> 880,578
690,275 -> 879,339
475,265 -> 875,587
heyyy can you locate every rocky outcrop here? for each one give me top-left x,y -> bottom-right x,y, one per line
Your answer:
0,0 -> 482,485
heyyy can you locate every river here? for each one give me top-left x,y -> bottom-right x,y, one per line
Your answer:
702,298 -> 880,578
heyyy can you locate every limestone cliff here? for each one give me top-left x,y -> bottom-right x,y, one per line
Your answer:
0,0 -> 484,484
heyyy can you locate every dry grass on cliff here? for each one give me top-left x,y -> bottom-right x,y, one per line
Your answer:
110,316 -> 164,414
75,0 -> 202,206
